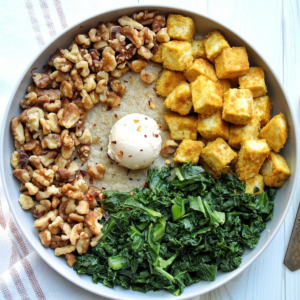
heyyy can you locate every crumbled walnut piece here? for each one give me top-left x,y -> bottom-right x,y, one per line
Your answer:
55,167 -> 74,183
33,168 -> 54,187
19,149 -> 29,168
41,133 -> 62,149
50,234 -> 69,249
60,222 -> 72,241
87,163 -> 106,180
31,204 -> 47,219
74,178 -> 88,193
39,229 -> 52,247
32,72 -> 52,89
160,140 -> 178,157
116,44 -> 136,64
81,89 -> 94,110
76,200 -> 89,215
96,79 -> 107,94
58,103 -> 80,128
75,34 -> 91,49
107,91 -> 121,107
77,145 -> 90,162
47,113 -> 61,133
44,100 -> 62,113
121,26 -> 143,48
93,41 -> 108,50
13,169 -> 31,183
70,223 -> 83,245
67,161 -> 79,175
36,184 -> 60,200
78,129 -> 92,145
102,51 -> 117,72
11,117 -> 25,145
70,69 -> 83,91
60,81 -> 73,99
110,80 -> 126,97
140,27 -> 155,49
39,118 -> 51,135
91,232 -> 103,247
48,216 -> 63,235
133,10 -> 159,25
152,15 -> 166,33
34,209 -> 58,231
25,182 -> 39,195
85,211 -> 103,235
26,107 -> 45,132
110,66 -> 129,78
156,28 -> 170,43
39,150 -> 57,167
137,46 -> 153,60
88,28 -> 101,43
20,92 -> 37,109
76,60 -> 90,77
11,151 -> 21,169
36,95 -> 50,107
128,59 -> 147,72
54,245 -> 76,256
54,153 -> 69,168
62,43 -> 83,63
118,15 -> 144,30
65,253 -> 77,267
86,186 -> 101,198
18,194 -> 34,210
109,39 -> 126,52
61,183 -> 84,200
53,57 -> 73,73
24,127 -> 32,143
70,132 -> 80,146
97,70 -> 109,82
29,155 -> 42,169
76,232 -> 90,255
140,69 -> 157,83
98,23 -> 110,41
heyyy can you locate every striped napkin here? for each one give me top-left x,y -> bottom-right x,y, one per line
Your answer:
0,0 -> 139,299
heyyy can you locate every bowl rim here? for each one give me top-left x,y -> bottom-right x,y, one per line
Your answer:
1,4 -> 299,299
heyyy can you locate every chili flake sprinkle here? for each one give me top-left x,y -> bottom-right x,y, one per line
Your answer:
144,135 -> 147,138
114,114 -> 118,118
111,141 -> 117,144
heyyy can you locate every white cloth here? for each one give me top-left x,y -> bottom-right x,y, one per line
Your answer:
0,0 -> 138,299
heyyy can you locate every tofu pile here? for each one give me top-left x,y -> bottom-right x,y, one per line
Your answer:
155,14 -> 291,191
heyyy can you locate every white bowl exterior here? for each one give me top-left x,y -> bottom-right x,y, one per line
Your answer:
1,5 -> 299,300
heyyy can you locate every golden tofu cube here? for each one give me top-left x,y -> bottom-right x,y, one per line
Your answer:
245,174 -> 264,194
236,139 -> 270,181
199,158 -> 230,178
191,75 -> 222,117
222,88 -> 254,125
204,30 -> 230,62
165,113 -> 198,140
258,113 -> 288,152
216,79 -> 231,97
167,14 -> 196,42
184,58 -> 217,83
215,47 -> 250,79
164,82 -> 192,115
260,152 -> 291,187
228,116 -> 260,149
162,41 -> 194,71
200,138 -> 237,171
197,110 -> 229,141
254,96 -> 273,127
151,44 -> 163,63
174,139 -> 205,164
191,40 -> 206,59
156,69 -> 186,97
238,67 -> 267,98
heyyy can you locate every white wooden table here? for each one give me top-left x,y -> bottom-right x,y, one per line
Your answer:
0,0 -> 299,299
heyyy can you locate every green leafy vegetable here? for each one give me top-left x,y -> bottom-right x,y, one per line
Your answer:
73,163 -> 277,295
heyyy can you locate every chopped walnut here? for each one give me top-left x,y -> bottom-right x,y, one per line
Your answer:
11,117 -> 25,145
47,113 -> 61,133
93,40 -> 108,50
32,72 -> 52,89
18,194 -> 34,210
44,100 -> 62,113
36,185 -> 60,200
76,232 -> 90,255
91,232 -> 103,247
33,168 -> 55,187
86,186 -> 101,198
133,10 -> 159,25
13,169 -> 31,183
25,182 -> 39,195
51,234 -> 70,249
137,46 -> 153,60
39,118 -> 51,135
95,79 -> 107,94
55,153 -> 69,168
11,151 -> 21,169
160,140 -> 178,157
55,167 -> 74,183
140,69 -> 157,84
68,213 -> 84,223
83,75 -> 96,92
110,80 -> 126,97
19,149 -> 29,168
78,129 -> 92,145
54,245 -> 76,256
81,89 -> 94,110
39,150 -> 58,167
58,103 -> 80,128
76,60 -> 90,77
156,28 -> 170,43
34,209 -> 58,231
116,44 -> 136,64
85,211 -> 103,235
61,183 -> 84,200
61,43 -> 82,63
53,57 -> 73,73
48,216 -> 64,235
31,204 -> 48,219
73,178 -> 88,193
60,80 -> 73,99
107,91 -> 121,107
98,23 -> 110,41
24,127 -> 32,143
65,253 -> 77,267
87,163 -> 106,180
76,200 -> 89,215
67,161 -> 79,175
61,223 -> 72,240
70,223 -> 83,245
128,59 -> 147,72
77,145 -> 90,162
39,229 -> 52,247
75,34 -> 91,48
110,66 -> 129,78
20,92 -> 37,109
41,133 -> 62,149
102,51 -> 117,72
121,26 -> 143,48
109,38 -> 126,52
118,15 -> 143,30
152,15 -> 166,33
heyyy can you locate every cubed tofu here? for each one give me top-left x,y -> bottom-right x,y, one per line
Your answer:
216,79 -> 231,97
236,139 -> 270,181
228,116 -> 260,149
151,44 -> 163,63
238,67 -> 267,98
245,174 -> 264,194
191,40 -> 206,59
203,30 -> 230,62
162,41 -> 194,71
184,58 -> 217,82
254,96 -> 272,127
197,110 -> 229,140
200,138 -> 237,171
215,47 -> 250,79
222,88 -> 254,125
174,139 -> 205,164
199,157 -> 231,178
191,75 -> 222,117
167,14 -> 196,42
258,113 -> 288,152
165,113 -> 198,140
164,82 -> 192,115
156,69 -> 186,97
260,152 -> 291,187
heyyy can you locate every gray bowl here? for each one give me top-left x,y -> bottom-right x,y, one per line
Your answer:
1,4 -> 299,300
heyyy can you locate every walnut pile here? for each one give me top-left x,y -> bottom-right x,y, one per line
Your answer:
10,10 -> 167,268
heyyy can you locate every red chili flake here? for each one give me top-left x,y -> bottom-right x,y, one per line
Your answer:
100,147 -> 103,151
153,87 -> 157,92
148,101 -> 151,106
144,135 -> 147,138
126,208 -> 130,211
118,104 -> 121,106
150,97 -> 153,101
127,169 -> 130,176
93,124 -> 96,127
81,163 -> 84,167
85,192 -> 95,202
102,187 -> 106,190
140,149 -> 143,152
107,106 -> 112,111
145,117 -> 148,120
111,141 -> 117,144
144,182 -> 148,187
129,178 -> 133,180
79,170 -> 87,177
89,177 -> 93,184
114,114 -> 118,118
116,162 -> 119,165
124,80 -> 128,83
128,155 -> 132,157
155,134 -> 159,138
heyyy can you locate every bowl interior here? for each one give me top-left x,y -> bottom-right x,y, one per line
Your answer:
1,5 -> 298,300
